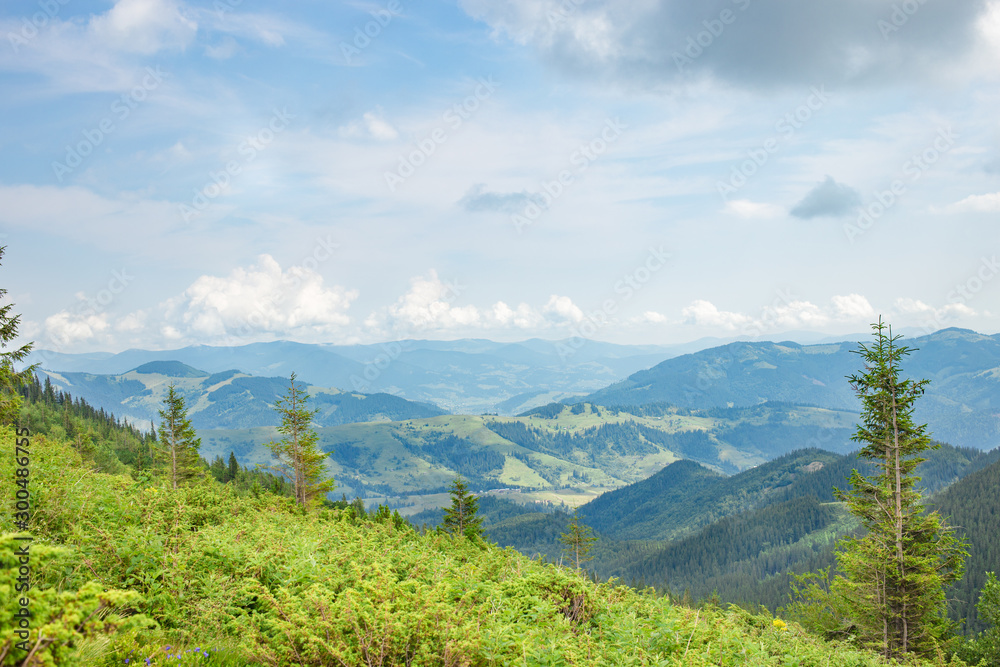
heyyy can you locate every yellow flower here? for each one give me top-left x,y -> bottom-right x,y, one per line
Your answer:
772,618 -> 787,631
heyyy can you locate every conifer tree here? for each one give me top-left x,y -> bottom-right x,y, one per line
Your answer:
560,509 -> 598,571
227,451 -> 239,482
263,373 -> 334,509
157,384 -> 202,489
832,318 -> 966,659
442,476 -> 483,538
0,245 -> 36,425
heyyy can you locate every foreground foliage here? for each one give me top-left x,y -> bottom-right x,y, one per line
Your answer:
1,427 -> 970,666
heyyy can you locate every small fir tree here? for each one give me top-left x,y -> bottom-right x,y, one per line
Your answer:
560,509 -> 598,571
157,384 -> 202,489
263,373 -> 334,509
442,476 -> 483,538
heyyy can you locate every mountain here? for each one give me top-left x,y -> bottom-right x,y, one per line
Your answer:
36,363 -> 445,430
27,338 -> 686,414
581,328 -> 1000,450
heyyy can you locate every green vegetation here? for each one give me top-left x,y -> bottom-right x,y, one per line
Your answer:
834,321 -> 967,660
2,422 -> 974,666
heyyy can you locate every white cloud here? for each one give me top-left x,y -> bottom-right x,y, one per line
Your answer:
543,295 -> 585,323
682,300 -> 750,330
832,294 -> 875,320
724,199 -> 784,219
42,309 -> 111,347
90,0 -> 198,55
490,301 -> 544,328
941,191 -> 1000,213
386,270 -> 480,330
158,254 -> 356,340
339,109 -> 399,141
641,310 -> 667,324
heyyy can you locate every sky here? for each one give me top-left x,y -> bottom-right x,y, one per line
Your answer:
1,0 -> 999,355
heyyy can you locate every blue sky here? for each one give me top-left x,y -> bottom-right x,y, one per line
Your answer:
1,0 -> 999,354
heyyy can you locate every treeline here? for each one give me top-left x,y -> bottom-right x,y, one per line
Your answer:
16,374 -> 292,499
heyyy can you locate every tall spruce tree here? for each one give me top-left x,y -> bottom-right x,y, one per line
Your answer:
157,384 -> 202,489
0,245 -> 36,425
263,373 -> 334,509
442,476 -> 483,539
832,318 -> 966,660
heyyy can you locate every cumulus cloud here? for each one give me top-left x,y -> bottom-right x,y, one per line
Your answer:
790,176 -> 862,219
543,295 -> 585,323
893,297 -> 975,325
459,0 -> 991,90
459,184 -> 546,214
682,300 -> 751,330
386,270 -> 480,330
941,191 -> 1000,213
144,254 -> 358,344
832,293 -> 875,320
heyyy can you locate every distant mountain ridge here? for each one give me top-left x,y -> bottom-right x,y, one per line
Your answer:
581,328 -> 1000,450
23,332 -> 890,415
37,363 -> 445,430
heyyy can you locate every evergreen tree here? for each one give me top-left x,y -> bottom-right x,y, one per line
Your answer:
227,451 -> 239,482
832,319 -> 966,660
157,384 -> 202,489
560,509 -> 598,571
442,476 -> 483,539
263,373 -> 334,509
0,245 -> 36,425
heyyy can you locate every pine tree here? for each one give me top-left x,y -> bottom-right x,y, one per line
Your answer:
832,318 -> 967,659
227,451 -> 239,482
263,373 -> 334,509
157,384 -> 202,489
442,476 -> 483,538
560,509 -> 598,571
0,246 -> 36,425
